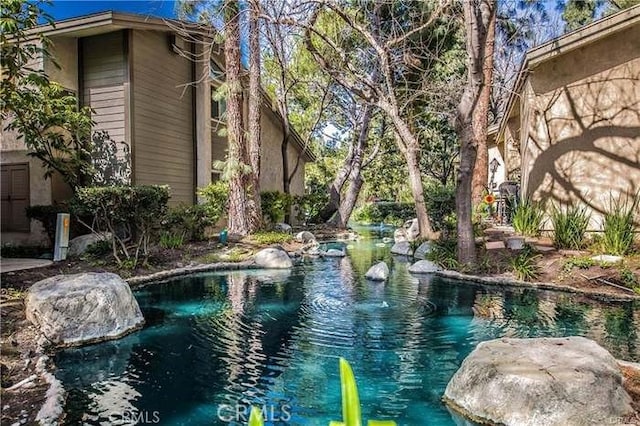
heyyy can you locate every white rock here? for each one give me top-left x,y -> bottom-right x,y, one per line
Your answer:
408,260 -> 442,274
274,223 -> 292,234
25,273 -> 144,347
506,236 -> 525,250
305,247 -> 321,256
68,233 -> 111,257
253,247 -> 293,269
295,231 -> 316,244
413,241 -> 432,259
406,218 -> 420,241
444,336 -> 634,426
365,262 -> 389,281
390,241 -> 412,256
591,254 -> 623,264
393,228 -> 407,243
324,248 -> 346,257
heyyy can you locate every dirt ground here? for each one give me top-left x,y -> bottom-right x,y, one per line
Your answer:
1,301 -> 49,426
480,230 -> 640,299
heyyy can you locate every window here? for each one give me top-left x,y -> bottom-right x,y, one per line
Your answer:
210,60 -> 224,82
211,87 -> 227,122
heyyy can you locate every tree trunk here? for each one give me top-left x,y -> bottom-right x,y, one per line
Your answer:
317,143 -> 354,222
385,109 -> 437,239
405,143 -> 437,240
456,0 -> 496,265
319,104 -> 374,223
224,0 -> 249,236
334,173 -> 363,228
328,104 -> 374,227
456,111 -> 477,264
470,6 -> 496,205
246,0 -> 263,232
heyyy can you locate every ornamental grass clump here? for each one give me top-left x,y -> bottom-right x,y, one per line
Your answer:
601,194 -> 638,255
551,204 -> 590,250
511,199 -> 545,237
509,244 -> 541,282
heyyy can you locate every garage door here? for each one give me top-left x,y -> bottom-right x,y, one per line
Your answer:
1,163 -> 30,232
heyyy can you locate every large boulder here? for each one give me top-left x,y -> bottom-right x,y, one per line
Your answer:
365,262 -> 389,281
295,231 -> 316,244
391,241 -> 413,256
324,248 -> 346,257
68,233 -> 111,258
254,247 -> 293,269
393,227 -> 407,243
413,241 -> 432,259
25,273 -> 144,347
406,218 -> 420,241
274,223 -> 293,234
443,336 -> 634,426
408,260 -> 441,274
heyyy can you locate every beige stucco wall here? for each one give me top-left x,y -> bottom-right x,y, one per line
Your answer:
521,23 -> 640,229
259,105 -> 306,195
45,36 -> 78,92
208,102 -> 307,196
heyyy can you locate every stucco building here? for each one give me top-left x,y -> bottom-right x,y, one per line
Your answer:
1,12 -> 314,245
490,5 -> 640,229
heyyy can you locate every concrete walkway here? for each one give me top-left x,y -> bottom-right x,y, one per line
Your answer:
0,258 -> 53,273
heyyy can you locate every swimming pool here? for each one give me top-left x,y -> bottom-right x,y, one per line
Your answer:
55,233 -> 640,425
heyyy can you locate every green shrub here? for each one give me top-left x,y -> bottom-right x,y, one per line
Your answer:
510,244 -> 541,281
197,181 -> 229,224
250,231 -> 293,245
562,256 -> 596,272
601,194 -> 638,255
293,192 -> 329,223
71,185 -> 169,267
619,268 -> 639,289
353,185 -> 455,230
159,232 -> 185,249
512,199 -> 545,237
260,191 -> 292,224
424,184 -> 456,232
353,202 -> 415,226
551,204 -> 590,249
425,238 -> 459,270
164,204 -> 213,242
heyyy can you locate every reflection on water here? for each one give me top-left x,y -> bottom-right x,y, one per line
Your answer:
55,227 -> 640,425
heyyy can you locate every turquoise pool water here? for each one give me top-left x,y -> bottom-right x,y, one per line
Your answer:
55,229 -> 640,425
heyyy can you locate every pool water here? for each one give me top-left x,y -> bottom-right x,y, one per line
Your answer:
55,229 -> 640,425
